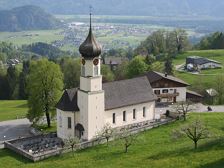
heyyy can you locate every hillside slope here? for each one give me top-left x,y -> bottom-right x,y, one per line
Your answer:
0,5 -> 60,32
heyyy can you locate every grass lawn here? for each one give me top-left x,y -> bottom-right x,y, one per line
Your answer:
0,100 -> 28,121
0,113 -> 223,168
174,49 -> 224,89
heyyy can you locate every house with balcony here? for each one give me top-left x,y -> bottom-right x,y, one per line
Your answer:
145,71 -> 190,103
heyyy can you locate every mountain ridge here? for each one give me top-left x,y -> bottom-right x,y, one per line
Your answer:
0,0 -> 224,17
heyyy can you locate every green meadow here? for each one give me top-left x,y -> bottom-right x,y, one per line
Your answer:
0,100 -> 28,121
0,113 -> 223,168
174,49 -> 224,89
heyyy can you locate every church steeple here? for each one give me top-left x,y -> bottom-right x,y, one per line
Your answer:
79,12 -> 101,59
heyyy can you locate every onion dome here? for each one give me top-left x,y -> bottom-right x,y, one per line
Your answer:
79,13 -> 101,59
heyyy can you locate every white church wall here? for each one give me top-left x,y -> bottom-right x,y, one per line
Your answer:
83,59 -> 101,77
78,90 -> 105,140
57,109 -> 75,139
105,101 -> 155,128
80,76 -> 102,92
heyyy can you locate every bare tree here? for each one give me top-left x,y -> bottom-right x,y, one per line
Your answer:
116,128 -> 137,153
173,101 -> 194,121
64,136 -> 80,153
96,123 -> 115,146
172,119 -> 211,149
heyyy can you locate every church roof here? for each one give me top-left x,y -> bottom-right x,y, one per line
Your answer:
56,88 -> 79,111
56,76 -> 157,112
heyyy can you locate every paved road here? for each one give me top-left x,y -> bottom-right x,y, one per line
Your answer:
155,103 -> 224,119
0,119 -> 32,143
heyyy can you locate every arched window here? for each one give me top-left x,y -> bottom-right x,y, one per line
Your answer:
94,66 -> 98,76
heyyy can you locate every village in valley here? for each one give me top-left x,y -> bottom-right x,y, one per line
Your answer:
0,1 -> 224,168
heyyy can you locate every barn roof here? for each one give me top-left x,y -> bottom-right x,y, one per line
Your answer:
145,71 -> 189,86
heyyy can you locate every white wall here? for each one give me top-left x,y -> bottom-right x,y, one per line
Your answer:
78,89 -> 105,140
80,76 -> 102,92
198,62 -> 222,69
105,101 -> 155,128
57,109 -> 75,139
153,87 -> 186,102
82,59 -> 101,77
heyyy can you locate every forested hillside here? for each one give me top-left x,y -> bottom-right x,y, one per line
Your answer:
0,5 -> 60,31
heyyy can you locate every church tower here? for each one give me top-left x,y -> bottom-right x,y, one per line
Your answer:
77,13 -> 105,140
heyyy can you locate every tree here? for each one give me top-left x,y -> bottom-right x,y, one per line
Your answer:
127,56 -> 148,78
173,101 -> 194,121
60,58 -> 80,89
101,64 -> 115,82
96,123 -> 115,146
6,66 -> 20,99
116,128 -> 137,153
163,55 -> 173,75
172,119 -> 211,149
114,61 -> 129,80
18,60 -> 30,99
215,75 -> 224,105
64,136 -> 80,153
27,59 -> 63,127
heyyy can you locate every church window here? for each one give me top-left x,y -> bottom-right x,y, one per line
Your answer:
162,89 -> 169,93
123,111 -> 126,121
133,109 -> 136,119
68,117 -> 71,129
94,66 -> 98,76
154,90 -> 160,95
81,66 -> 85,76
59,116 -> 62,127
112,113 -> 116,124
143,107 -> 146,117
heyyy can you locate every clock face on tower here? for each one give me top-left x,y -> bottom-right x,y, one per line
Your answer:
82,59 -> 86,65
93,59 -> 99,65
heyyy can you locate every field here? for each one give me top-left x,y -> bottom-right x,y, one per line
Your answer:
0,113 -> 223,168
0,100 -> 28,121
0,29 -> 64,46
174,49 -> 224,89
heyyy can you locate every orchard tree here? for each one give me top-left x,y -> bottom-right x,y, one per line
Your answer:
173,101 -> 194,121
116,128 -> 137,153
27,59 -> 63,127
64,136 -> 80,153
96,123 -> 115,146
172,119 -> 211,149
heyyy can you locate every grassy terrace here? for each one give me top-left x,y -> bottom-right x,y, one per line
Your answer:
0,113 -> 223,168
174,49 -> 224,88
0,100 -> 28,121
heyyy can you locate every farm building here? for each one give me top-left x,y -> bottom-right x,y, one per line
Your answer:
186,56 -> 222,71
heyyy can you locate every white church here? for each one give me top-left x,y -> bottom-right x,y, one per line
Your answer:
56,14 -> 157,141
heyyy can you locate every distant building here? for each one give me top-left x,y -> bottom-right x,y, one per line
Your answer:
186,90 -> 203,102
145,71 -> 190,103
186,56 -> 222,71
102,56 -> 128,71
7,59 -> 20,67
